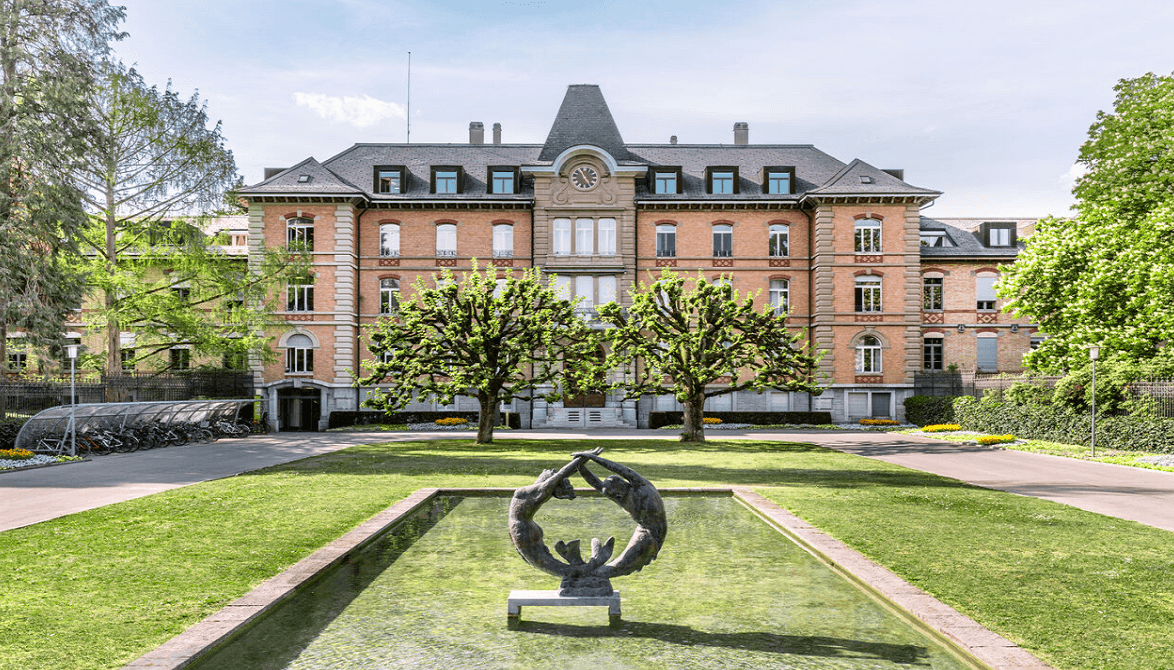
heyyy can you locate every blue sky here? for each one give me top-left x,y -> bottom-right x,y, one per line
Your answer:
114,0 -> 1174,217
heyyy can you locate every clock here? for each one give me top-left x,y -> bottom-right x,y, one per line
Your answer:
570,164 -> 600,190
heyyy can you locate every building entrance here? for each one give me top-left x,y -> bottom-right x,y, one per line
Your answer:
277,387 -> 321,432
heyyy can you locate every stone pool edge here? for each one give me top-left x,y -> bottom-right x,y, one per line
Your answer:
732,488 -> 1054,670
121,486 -> 1053,670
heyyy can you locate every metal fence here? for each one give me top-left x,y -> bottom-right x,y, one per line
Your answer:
973,373 -> 1063,397
0,371 -> 255,421
912,371 -> 975,397
1127,378 -> 1174,418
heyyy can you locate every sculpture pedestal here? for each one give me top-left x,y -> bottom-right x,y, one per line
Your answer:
507,589 -> 621,628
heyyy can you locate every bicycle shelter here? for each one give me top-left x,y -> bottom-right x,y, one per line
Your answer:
17,399 -> 257,453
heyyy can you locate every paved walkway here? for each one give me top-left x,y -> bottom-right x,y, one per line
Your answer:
2,429 -> 1172,533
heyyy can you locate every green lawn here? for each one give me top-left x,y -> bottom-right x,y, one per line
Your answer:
1,439 -> 1171,670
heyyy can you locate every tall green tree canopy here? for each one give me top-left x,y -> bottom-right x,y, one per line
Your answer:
361,264 -> 600,444
0,0 -> 124,372
75,62 -> 294,375
1000,72 -> 1174,375
597,269 -> 822,442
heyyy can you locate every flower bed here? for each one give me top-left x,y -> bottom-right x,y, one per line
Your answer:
859,419 -> 900,426
976,434 -> 1017,446
921,424 -> 962,433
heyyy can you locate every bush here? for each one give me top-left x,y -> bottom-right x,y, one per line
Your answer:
647,411 -> 832,429
952,395 -> 1174,453
903,395 -> 957,426
922,424 -> 961,432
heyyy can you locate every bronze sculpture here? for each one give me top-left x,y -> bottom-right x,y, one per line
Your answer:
508,447 -> 666,597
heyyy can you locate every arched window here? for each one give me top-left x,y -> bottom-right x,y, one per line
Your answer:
436,223 -> 457,257
379,223 -> 400,257
854,275 -> 881,313
712,224 -> 732,257
493,224 -> 513,258
856,335 -> 881,374
768,224 -> 789,257
287,217 -> 313,251
286,333 -> 314,373
379,278 -> 400,314
854,218 -> 881,253
769,279 -> 789,316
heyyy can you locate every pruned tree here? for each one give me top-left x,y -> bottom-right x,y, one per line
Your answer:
1000,72 -> 1174,377
75,61 -> 296,376
0,0 -> 124,375
360,263 -> 600,444
597,269 -> 822,442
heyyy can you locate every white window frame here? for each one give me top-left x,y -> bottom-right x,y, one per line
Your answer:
712,224 -> 733,258
977,275 -> 998,311
656,224 -> 676,257
597,218 -> 616,256
436,223 -> 457,257
379,278 -> 400,314
552,218 -> 572,256
379,223 -> 400,257
597,275 -> 617,305
286,218 -> 313,251
855,335 -> 882,374
768,224 -> 789,257
923,276 -> 943,311
493,224 -> 513,258
923,335 -> 944,371
287,278 -> 314,312
854,218 -> 881,253
769,279 -> 790,316
575,218 -> 594,256
854,276 -> 882,313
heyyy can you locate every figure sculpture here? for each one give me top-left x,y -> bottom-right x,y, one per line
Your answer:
508,447 -> 666,597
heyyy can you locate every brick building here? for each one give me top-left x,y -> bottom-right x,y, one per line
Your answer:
237,85 -> 1035,430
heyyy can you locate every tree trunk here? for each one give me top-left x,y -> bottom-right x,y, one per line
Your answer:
680,392 -> 706,442
0,322 -> 7,419
476,390 -> 497,444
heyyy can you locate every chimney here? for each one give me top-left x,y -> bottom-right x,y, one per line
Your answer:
469,122 -> 485,144
263,167 -> 285,180
733,122 -> 749,145
882,168 -> 905,181
493,122 -> 502,144
670,135 -> 677,145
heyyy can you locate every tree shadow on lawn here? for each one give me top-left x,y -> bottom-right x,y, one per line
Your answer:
517,620 -> 929,664
267,440 -> 979,492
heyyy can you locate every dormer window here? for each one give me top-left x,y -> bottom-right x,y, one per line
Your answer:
763,166 -> 794,195
431,166 -> 463,194
981,222 -> 1017,247
489,167 -> 519,194
652,168 -> 682,194
919,230 -> 952,247
706,167 -> 739,194
375,166 -> 405,194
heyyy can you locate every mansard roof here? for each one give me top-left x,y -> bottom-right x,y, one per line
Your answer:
322,144 -> 541,200
919,217 -> 1034,258
628,144 -> 846,200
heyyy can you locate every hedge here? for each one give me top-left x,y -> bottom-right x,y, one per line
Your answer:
903,396 -> 957,426
952,396 -> 1174,454
328,411 -> 521,430
648,411 -> 832,429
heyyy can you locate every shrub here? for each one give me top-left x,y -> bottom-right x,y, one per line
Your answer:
922,424 -> 961,432
952,394 -> 1174,453
702,417 -> 723,424
434,417 -> 469,426
977,434 -> 1017,445
647,411 -> 832,429
859,419 -> 900,426
0,447 -> 35,460
903,395 -> 957,426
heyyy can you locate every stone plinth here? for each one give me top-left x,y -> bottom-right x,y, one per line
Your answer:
507,589 -> 621,628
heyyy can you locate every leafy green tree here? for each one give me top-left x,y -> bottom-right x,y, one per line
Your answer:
360,263 -> 600,444
0,0 -> 124,374
75,62 -> 294,376
1000,72 -> 1174,378
597,269 -> 822,443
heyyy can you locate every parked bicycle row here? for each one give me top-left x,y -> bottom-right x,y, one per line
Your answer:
35,419 -> 266,456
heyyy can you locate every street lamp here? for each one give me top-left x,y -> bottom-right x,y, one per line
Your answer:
1088,345 -> 1099,458
66,344 -> 78,457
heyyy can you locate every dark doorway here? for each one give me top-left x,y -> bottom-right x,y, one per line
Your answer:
277,387 -> 321,432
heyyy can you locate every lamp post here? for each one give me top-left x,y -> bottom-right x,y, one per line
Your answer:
66,344 -> 78,457
1089,345 -> 1099,458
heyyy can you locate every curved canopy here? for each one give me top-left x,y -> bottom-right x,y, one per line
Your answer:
18,399 -> 255,452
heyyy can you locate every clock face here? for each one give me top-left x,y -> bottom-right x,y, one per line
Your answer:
570,165 -> 600,190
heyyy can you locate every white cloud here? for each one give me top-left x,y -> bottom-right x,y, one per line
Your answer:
1062,162 -> 1088,188
292,92 -> 406,128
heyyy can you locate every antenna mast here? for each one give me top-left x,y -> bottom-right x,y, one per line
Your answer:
406,51 -> 411,144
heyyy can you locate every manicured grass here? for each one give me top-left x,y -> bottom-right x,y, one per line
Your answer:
898,429 -> 1174,473
1,439 -> 1171,670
